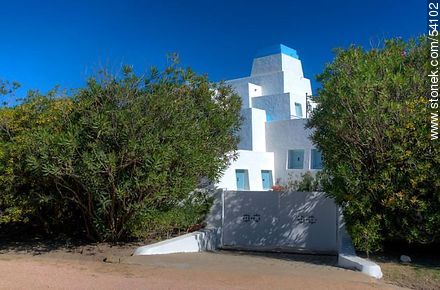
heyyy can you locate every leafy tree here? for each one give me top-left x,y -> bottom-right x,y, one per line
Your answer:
0,80 -> 20,106
308,37 -> 440,254
22,62 -> 241,241
0,89 -> 74,231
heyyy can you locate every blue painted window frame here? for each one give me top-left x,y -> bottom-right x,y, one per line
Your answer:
287,149 -> 304,169
311,149 -> 323,169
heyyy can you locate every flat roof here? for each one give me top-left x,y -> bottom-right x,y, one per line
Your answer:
254,44 -> 299,59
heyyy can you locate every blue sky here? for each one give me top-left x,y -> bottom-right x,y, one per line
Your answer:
0,0 -> 425,104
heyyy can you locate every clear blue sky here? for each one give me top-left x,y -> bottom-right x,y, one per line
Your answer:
0,0 -> 425,103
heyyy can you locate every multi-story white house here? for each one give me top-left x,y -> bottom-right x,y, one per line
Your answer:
217,44 -> 322,191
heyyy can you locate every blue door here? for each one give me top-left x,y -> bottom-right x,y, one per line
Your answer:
295,103 -> 303,118
236,169 -> 249,190
261,170 -> 273,190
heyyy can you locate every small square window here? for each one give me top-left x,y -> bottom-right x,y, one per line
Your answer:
311,149 -> 323,169
288,149 -> 304,169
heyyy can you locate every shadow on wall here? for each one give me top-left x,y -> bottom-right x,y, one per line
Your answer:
210,190 -> 338,254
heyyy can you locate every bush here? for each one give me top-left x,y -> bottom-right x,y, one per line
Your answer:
0,91 -> 74,231
282,171 -> 325,192
308,36 -> 440,253
129,190 -> 213,240
0,61 -> 242,241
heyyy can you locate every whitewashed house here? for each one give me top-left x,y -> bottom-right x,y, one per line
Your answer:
217,44 -> 322,191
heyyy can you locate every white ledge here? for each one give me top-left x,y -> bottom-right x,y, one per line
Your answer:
337,222 -> 383,279
133,229 -> 218,256
338,254 -> 383,279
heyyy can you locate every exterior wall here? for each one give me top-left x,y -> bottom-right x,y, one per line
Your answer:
252,93 -> 291,121
217,44 -> 318,190
237,109 -> 253,150
238,108 -> 266,151
266,119 -> 318,184
251,54 -> 283,75
280,53 -> 303,77
226,78 -> 252,108
227,52 -> 312,118
248,83 -> 262,98
135,188 -> 384,279
222,191 -> 338,253
236,71 -> 285,97
250,108 -> 266,152
216,150 -> 274,191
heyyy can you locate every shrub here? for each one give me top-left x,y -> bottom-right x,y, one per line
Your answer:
0,90 -> 74,231
284,171 -> 325,192
0,61 -> 242,241
308,36 -> 440,253
129,189 -> 213,240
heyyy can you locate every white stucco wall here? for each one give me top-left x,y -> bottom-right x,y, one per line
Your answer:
222,191 -> 337,253
251,53 -> 283,75
228,52 -> 312,120
217,45 -> 318,190
248,83 -> 262,98
238,108 -> 253,150
247,71 -> 285,97
250,108 -> 266,152
252,93 -> 291,121
238,108 -> 266,151
226,79 -> 252,108
216,150 -> 275,191
265,119 -> 318,184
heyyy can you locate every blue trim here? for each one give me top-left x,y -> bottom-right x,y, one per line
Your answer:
288,149 -> 304,169
255,44 -> 299,59
261,170 -> 273,190
266,114 -> 273,122
311,149 -> 323,169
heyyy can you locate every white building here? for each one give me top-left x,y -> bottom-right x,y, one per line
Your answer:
217,44 -> 322,191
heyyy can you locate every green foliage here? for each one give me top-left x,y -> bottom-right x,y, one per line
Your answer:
0,90 -> 76,231
129,190 -> 213,239
0,62 -> 241,241
284,171 -> 325,192
0,80 -> 20,106
308,36 -> 440,253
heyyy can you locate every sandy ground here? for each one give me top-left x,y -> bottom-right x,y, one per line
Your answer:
0,248 -> 404,290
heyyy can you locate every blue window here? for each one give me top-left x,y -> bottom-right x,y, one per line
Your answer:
295,103 -> 302,118
235,169 -> 249,190
261,170 -> 273,190
311,149 -> 323,169
288,149 -> 304,169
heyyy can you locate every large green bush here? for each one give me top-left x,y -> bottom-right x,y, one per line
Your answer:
0,62 -> 242,241
0,89 -> 73,230
308,37 -> 440,254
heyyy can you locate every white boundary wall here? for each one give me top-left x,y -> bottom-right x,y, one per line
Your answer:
134,190 -> 382,279
222,191 -> 337,253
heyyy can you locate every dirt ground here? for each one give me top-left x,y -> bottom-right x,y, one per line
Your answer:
0,240 -> 403,290
369,254 -> 440,290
